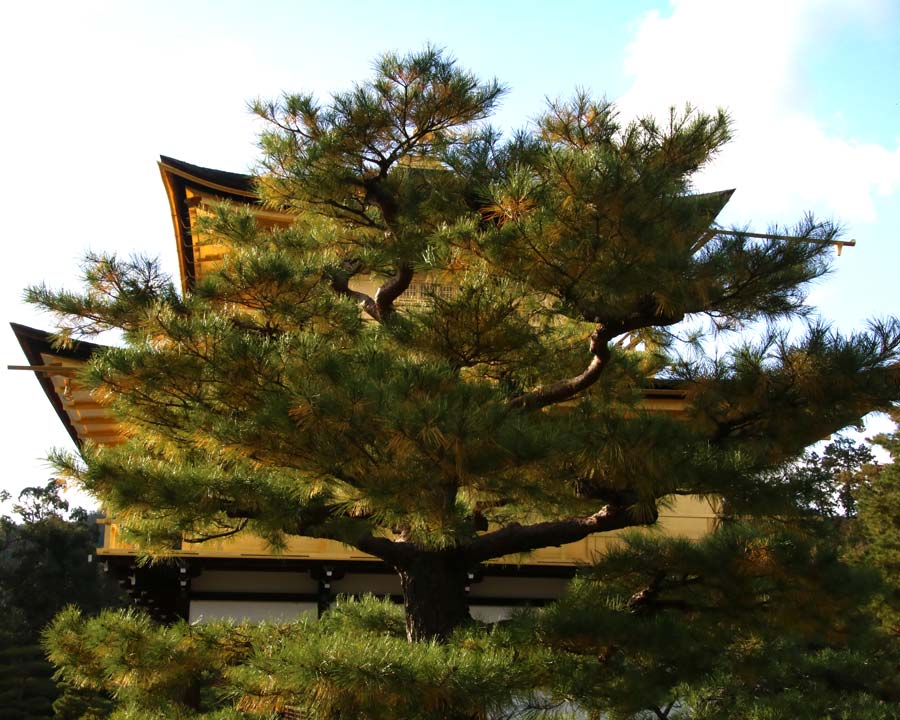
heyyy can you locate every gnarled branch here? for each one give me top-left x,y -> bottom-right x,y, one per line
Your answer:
326,259 -> 379,320
374,262 -> 414,319
509,327 -> 611,411
466,502 -> 654,563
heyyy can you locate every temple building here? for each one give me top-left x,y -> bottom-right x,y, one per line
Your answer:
11,157 -> 718,624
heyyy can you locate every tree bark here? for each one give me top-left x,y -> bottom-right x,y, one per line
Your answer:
346,504 -> 654,643
393,550 -> 470,643
467,503 -> 648,562
509,327 -> 611,411
374,262 -> 414,319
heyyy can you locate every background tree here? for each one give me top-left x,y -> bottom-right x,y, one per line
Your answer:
27,47 -> 900,650
0,481 -> 122,719
852,416 -> 900,632
756,435 -> 877,518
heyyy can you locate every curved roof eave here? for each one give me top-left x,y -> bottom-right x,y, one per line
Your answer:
158,156 -> 260,292
9,323 -> 107,447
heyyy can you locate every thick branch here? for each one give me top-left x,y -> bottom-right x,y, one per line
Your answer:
374,262 -> 414,318
510,299 -> 687,412
352,533 -> 418,563
327,261 -> 380,321
509,327 -> 611,411
466,503 -> 652,562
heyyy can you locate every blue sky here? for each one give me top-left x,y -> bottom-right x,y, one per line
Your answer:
1,0 -> 898,508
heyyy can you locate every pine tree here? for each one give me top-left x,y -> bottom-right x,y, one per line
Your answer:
27,46 -> 900,707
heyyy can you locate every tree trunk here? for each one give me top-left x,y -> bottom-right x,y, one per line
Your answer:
395,550 -> 470,643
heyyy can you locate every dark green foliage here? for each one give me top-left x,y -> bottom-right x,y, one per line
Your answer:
0,643 -> 56,719
45,600 -> 543,720
0,482 -> 124,719
741,434 -> 877,518
523,526 -> 897,719
50,682 -> 114,720
1,484 -> 120,636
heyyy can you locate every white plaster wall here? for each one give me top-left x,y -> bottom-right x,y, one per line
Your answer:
469,605 -> 518,623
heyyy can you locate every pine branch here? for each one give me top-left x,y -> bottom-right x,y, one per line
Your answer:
509,297 -> 689,412
182,519 -> 249,544
352,534 -> 416,563
509,326 -> 611,410
466,502 -> 653,562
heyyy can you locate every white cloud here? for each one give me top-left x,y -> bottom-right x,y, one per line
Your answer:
618,0 -> 900,226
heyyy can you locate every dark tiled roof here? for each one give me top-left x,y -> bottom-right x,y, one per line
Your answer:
159,156 -> 262,289
9,323 -> 106,446
688,188 -> 736,218
159,155 -> 255,194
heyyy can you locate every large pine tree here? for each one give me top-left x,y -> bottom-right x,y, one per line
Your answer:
29,48 -> 900,650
